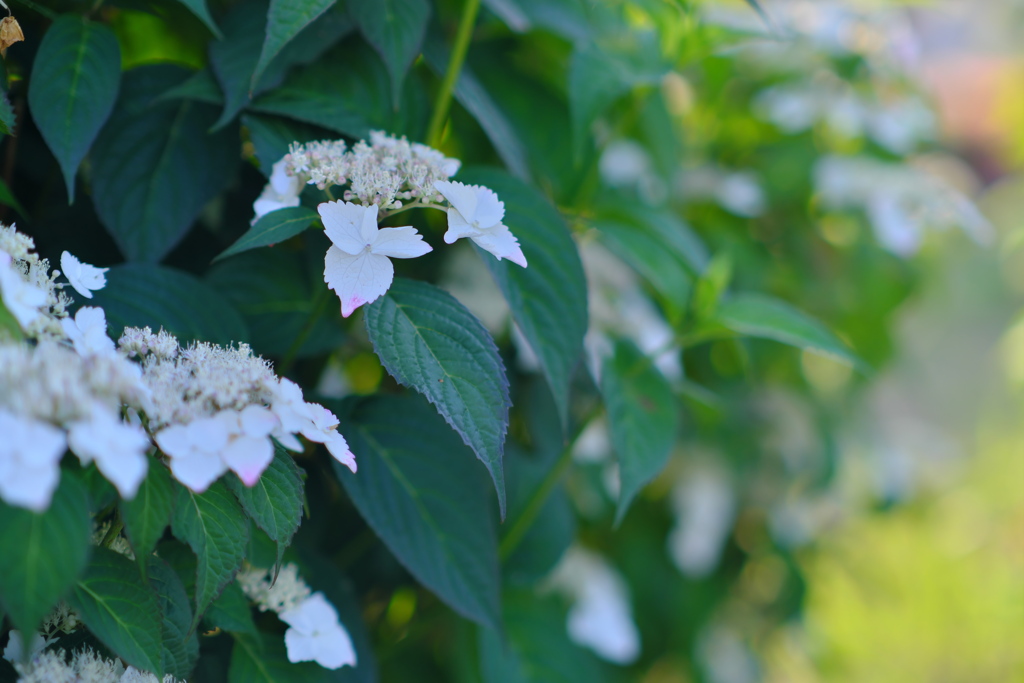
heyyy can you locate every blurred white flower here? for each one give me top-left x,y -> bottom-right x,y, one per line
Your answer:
546,546 -> 640,665
0,409 -> 66,511
676,166 -> 765,218
696,624 -> 758,683
667,465 -> 735,578
2,630 -> 54,664
252,158 -> 303,224
61,306 -> 115,357
280,592 -> 357,670
68,404 -> 150,499
434,181 -> 528,267
0,250 -> 47,328
320,200 -> 432,317
238,563 -> 312,613
59,251 -> 108,299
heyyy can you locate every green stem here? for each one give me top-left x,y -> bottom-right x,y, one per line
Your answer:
425,0 -> 481,148
279,286 -> 331,376
498,408 -> 602,561
10,0 -> 55,18
323,186 -> 335,201
378,201 -> 447,220
101,517 -> 124,549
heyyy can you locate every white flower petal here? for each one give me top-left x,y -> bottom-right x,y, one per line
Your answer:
319,201 -> 377,255
221,435 -> 274,486
280,592 -> 338,631
60,251 -> 108,298
68,406 -> 150,499
269,158 -> 303,197
0,255 -> 47,326
371,226 -> 432,259
324,247 -> 394,318
442,207 -> 479,245
284,627 -> 319,664
253,195 -> 300,222
0,461 -> 62,512
168,449 -> 228,493
62,306 -> 116,357
310,626 -> 357,669
434,181 -> 504,229
239,405 -> 279,438
470,223 -> 528,267
323,431 -> 356,473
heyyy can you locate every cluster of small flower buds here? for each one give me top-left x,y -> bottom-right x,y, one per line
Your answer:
0,224 -> 82,341
3,641 -> 182,683
237,563 -> 357,670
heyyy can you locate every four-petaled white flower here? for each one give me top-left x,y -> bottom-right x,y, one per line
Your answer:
2,630 -> 55,664
0,250 -> 47,327
320,201 -> 431,317
279,592 -> 357,670
433,181 -> 528,268
61,306 -> 116,357
60,251 -> 108,299
68,404 -> 151,499
270,378 -> 357,472
0,409 -> 67,512
155,405 -> 279,492
252,158 -> 304,223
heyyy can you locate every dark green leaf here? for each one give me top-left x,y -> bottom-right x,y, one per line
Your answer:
478,592 -> 604,683
91,263 -> 249,346
350,0 -> 429,102
333,395 -> 501,629
28,15 -> 121,202
364,278 -> 510,517
171,482 -> 250,625
206,242 -> 342,358
0,176 -> 28,217
214,207 -> 319,262
225,444 -> 304,566
173,0 -> 223,39
69,547 -> 164,676
0,84 -> 15,136
602,338 -> 677,525
457,168 -> 588,429
205,582 -> 257,636
91,65 -> 237,262
243,113 -> 332,176
692,254 -> 732,322
253,0 -> 339,88
251,42 -> 391,139
147,556 -> 199,679
0,474 -> 91,635
121,457 -> 176,565
159,68 -> 225,106
715,293 -> 863,367
229,632 -> 340,682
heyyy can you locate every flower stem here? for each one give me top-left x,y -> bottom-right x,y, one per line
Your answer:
378,201 -> 447,220
10,0 -> 55,18
426,0 -> 481,148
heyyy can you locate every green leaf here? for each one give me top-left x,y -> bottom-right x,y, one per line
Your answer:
350,0 -> 430,102
159,68 -> 225,106
0,176 -> 28,217
173,0 -> 223,39
714,292 -> 863,367
478,591 -> 604,683
206,243 -> 343,359
69,547 -> 164,676
28,15 -> 121,202
252,0 -> 339,88
333,395 -> 501,629
121,457 -> 176,566
0,474 -> 91,635
242,112 -> 332,175
229,632 -> 338,682
692,253 -> 732,322
225,444 -> 304,567
91,263 -> 250,346
602,338 -> 677,525
251,42 -> 391,139
205,582 -> 257,636
364,278 -> 510,517
171,482 -> 251,625
214,206 -> 319,262
91,65 -> 238,262
0,84 -> 15,136
147,556 -> 199,679
457,168 -> 588,429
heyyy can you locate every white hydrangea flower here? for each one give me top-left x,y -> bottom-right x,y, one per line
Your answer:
0,249 -> 47,328
0,409 -> 67,511
2,630 -> 55,664
433,181 -> 527,267
667,466 -> 735,578
270,378 -> 357,472
280,592 -> 357,670
546,547 -> 640,665
68,404 -> 151,499
9,649 -> 76,683
120,666 -> 184,682
252,158 -> 304,224
319,200 -> 431,317
59,251 -> 108,299
61,306 -> 116,357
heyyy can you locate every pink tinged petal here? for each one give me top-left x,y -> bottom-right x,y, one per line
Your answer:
311,626 -> 357,669
323,431 -> 356,473
319,201 -> 375,255
168,449 -> 228,493
371,226 -> 432,259
471,223 -> 528,267
443,207 -> 480,244
239,405 -> 279,438
284,628 -> 319,664
222,435 -> 274,486
324,247 -> 394,318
